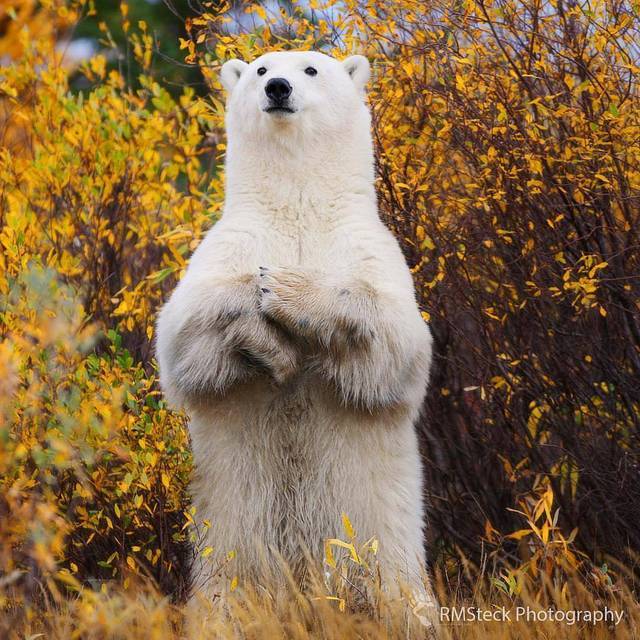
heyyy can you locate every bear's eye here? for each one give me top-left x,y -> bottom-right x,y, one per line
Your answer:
304,67 -> 318,76
257,67 -> 267,76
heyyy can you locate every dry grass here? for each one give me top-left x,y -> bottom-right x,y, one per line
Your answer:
3,562 -> 639,639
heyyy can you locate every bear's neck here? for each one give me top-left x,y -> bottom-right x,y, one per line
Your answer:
223,130 -> 377,223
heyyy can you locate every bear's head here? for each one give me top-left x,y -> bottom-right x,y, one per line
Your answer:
219,51 -> 371,146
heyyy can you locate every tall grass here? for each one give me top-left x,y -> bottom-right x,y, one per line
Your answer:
3,562 -> 638,639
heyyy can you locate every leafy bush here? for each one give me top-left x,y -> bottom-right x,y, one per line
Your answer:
1,0 -> 214,604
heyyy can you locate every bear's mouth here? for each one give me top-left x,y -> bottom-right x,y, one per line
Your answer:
264,106 -> 296,114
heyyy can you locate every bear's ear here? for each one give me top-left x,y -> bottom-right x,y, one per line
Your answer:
220,59 -> 248,93
343,55 -> 370,93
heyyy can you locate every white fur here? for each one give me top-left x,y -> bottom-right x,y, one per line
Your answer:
156,51 -> 433,600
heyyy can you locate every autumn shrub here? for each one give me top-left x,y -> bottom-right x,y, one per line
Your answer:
0,0 -> 214,606
358,0 -> 640,576
1,0 -> 639,634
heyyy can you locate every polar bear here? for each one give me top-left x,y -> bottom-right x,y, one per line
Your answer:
156,51 -> 433,602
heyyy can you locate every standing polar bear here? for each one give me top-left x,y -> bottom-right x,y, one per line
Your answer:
156,51 -> 433,600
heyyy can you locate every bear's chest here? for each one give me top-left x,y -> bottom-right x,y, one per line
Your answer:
253,188 -> 342,245
257,214 -> 341,267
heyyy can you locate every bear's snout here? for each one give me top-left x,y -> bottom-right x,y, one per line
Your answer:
265,78 -> 293,103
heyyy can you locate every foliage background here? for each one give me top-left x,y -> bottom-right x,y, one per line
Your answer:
0,0 -> 638,636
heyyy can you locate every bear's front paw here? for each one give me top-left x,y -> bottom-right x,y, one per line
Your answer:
258,266 -> 314,335
223,311 -> 299,385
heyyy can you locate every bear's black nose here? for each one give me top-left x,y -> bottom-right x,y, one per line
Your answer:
265,77 -> 292,102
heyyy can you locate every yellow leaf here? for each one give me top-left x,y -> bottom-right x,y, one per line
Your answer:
541,522 -> 549,544
324,540 -> 336,568
421,234 -> 435,251
507,529 -> 531,540
325,539 -> 360,564
341,512 -> 355,539
323,596 -> 346,612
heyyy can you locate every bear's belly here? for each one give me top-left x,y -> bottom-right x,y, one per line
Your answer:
192,382 -> 341,554
188,378 -> 421,584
